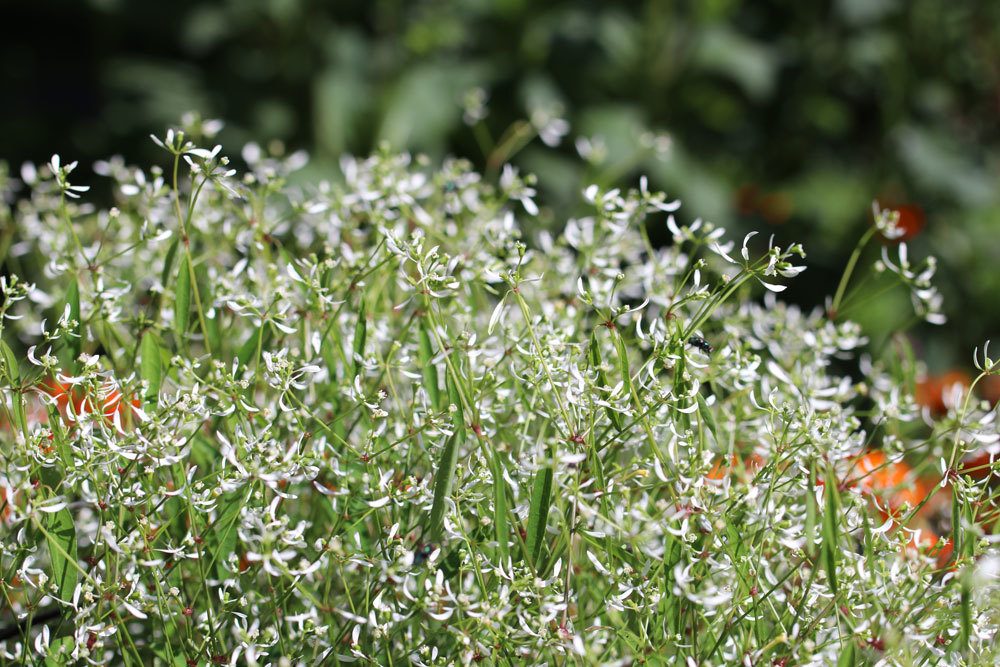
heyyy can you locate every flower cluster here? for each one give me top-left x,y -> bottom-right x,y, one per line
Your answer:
0,121 -> 997,666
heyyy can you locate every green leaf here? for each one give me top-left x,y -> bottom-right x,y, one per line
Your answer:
161,237 -> 179,292
174,254 -> 191,344
805,459 -> 818,559
526,465 -> 553,568
822,467 -> 840,597
0,339 -> 26,434
44,636 -> 75,666
237,325 -> 267,368
860,500 -> 874,567
696,393 -> 718,442
445,366 -> 465,436
0,338 -> 20,384
353,297 -> 367,374
208,492 -> 243,580
140,332 -> 163,405
963,502 -> 975,561
190,433 -> 220,470
45,507 -> 78,603
491,450 -> 510,563
835,640 -> 856,667
195,261 -> 220,353
418,320 -> 441,411
428,433 -> 462,543
611,330 -> 633,396
959,572 -> 972,654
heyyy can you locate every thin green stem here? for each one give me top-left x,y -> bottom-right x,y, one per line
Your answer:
830,226 -> 876,318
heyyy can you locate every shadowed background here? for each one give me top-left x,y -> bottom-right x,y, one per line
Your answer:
2,0 -> 998,367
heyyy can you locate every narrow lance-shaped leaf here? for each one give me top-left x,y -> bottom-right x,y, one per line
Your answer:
526,465 -> 553,568
418,319 -> 441,410
208,491 -> 245,580
959,570 -> 972,654
962,501 -> 975,561
589,332 -> 623,431
140,332 -> 163,405
45,507 -> 78,604
805,458 -> 818,559
353,297 -> 367,374
696,393 -> 718,443
661,536 -> 683,632
237,325 -> 267,368
160,237 -> 179,296
491,450 -> 510,563
0,338 -> 21,385
196,262 -> 220,353
611,329 -> 634,396
174,254 -> 191,344
428,371 -> 466,542
835,640 -> 855,667
0,339 -> 26,435
428,433 -> 462,543
822,466 -> 840,597
446,366 -> 465,436
860,499 -> 874,572
149,236 -> 180,320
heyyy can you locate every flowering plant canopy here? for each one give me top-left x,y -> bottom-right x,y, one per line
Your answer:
0,121 -> 997,666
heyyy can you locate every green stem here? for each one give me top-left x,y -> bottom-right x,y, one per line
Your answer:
486,120 -> 536,175
830,226 -> 876,318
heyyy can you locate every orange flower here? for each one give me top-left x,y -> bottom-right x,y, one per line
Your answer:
745,453 -> 766,475
978,375 -> 1000,406
37,377 -> 140,429
706,453 -> 766,481
889,476 -> 940,516
960,450 -> 997,481
852,451 -> 958,568
851,450 -> 909,494
908,528 -> 954,570
707,455 -> 738,480
850,451 -> 942,519
915,371 -> 970,417
39,377 -> 80,414
81,387 -> 140,423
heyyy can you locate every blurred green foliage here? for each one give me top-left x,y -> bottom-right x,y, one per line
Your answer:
2,0 -> 999,365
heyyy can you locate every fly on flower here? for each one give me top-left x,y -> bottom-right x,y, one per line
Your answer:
688,335 -> 712,354
412,542 -> 436,567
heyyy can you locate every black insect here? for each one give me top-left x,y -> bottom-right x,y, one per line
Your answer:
687,336 -> 713,353
413,542 -> 435,566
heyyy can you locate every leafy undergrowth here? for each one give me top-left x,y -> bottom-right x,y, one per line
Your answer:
0,122 -> 998,666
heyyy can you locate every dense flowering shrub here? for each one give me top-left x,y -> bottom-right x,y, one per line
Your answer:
0,121 -> 998,665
